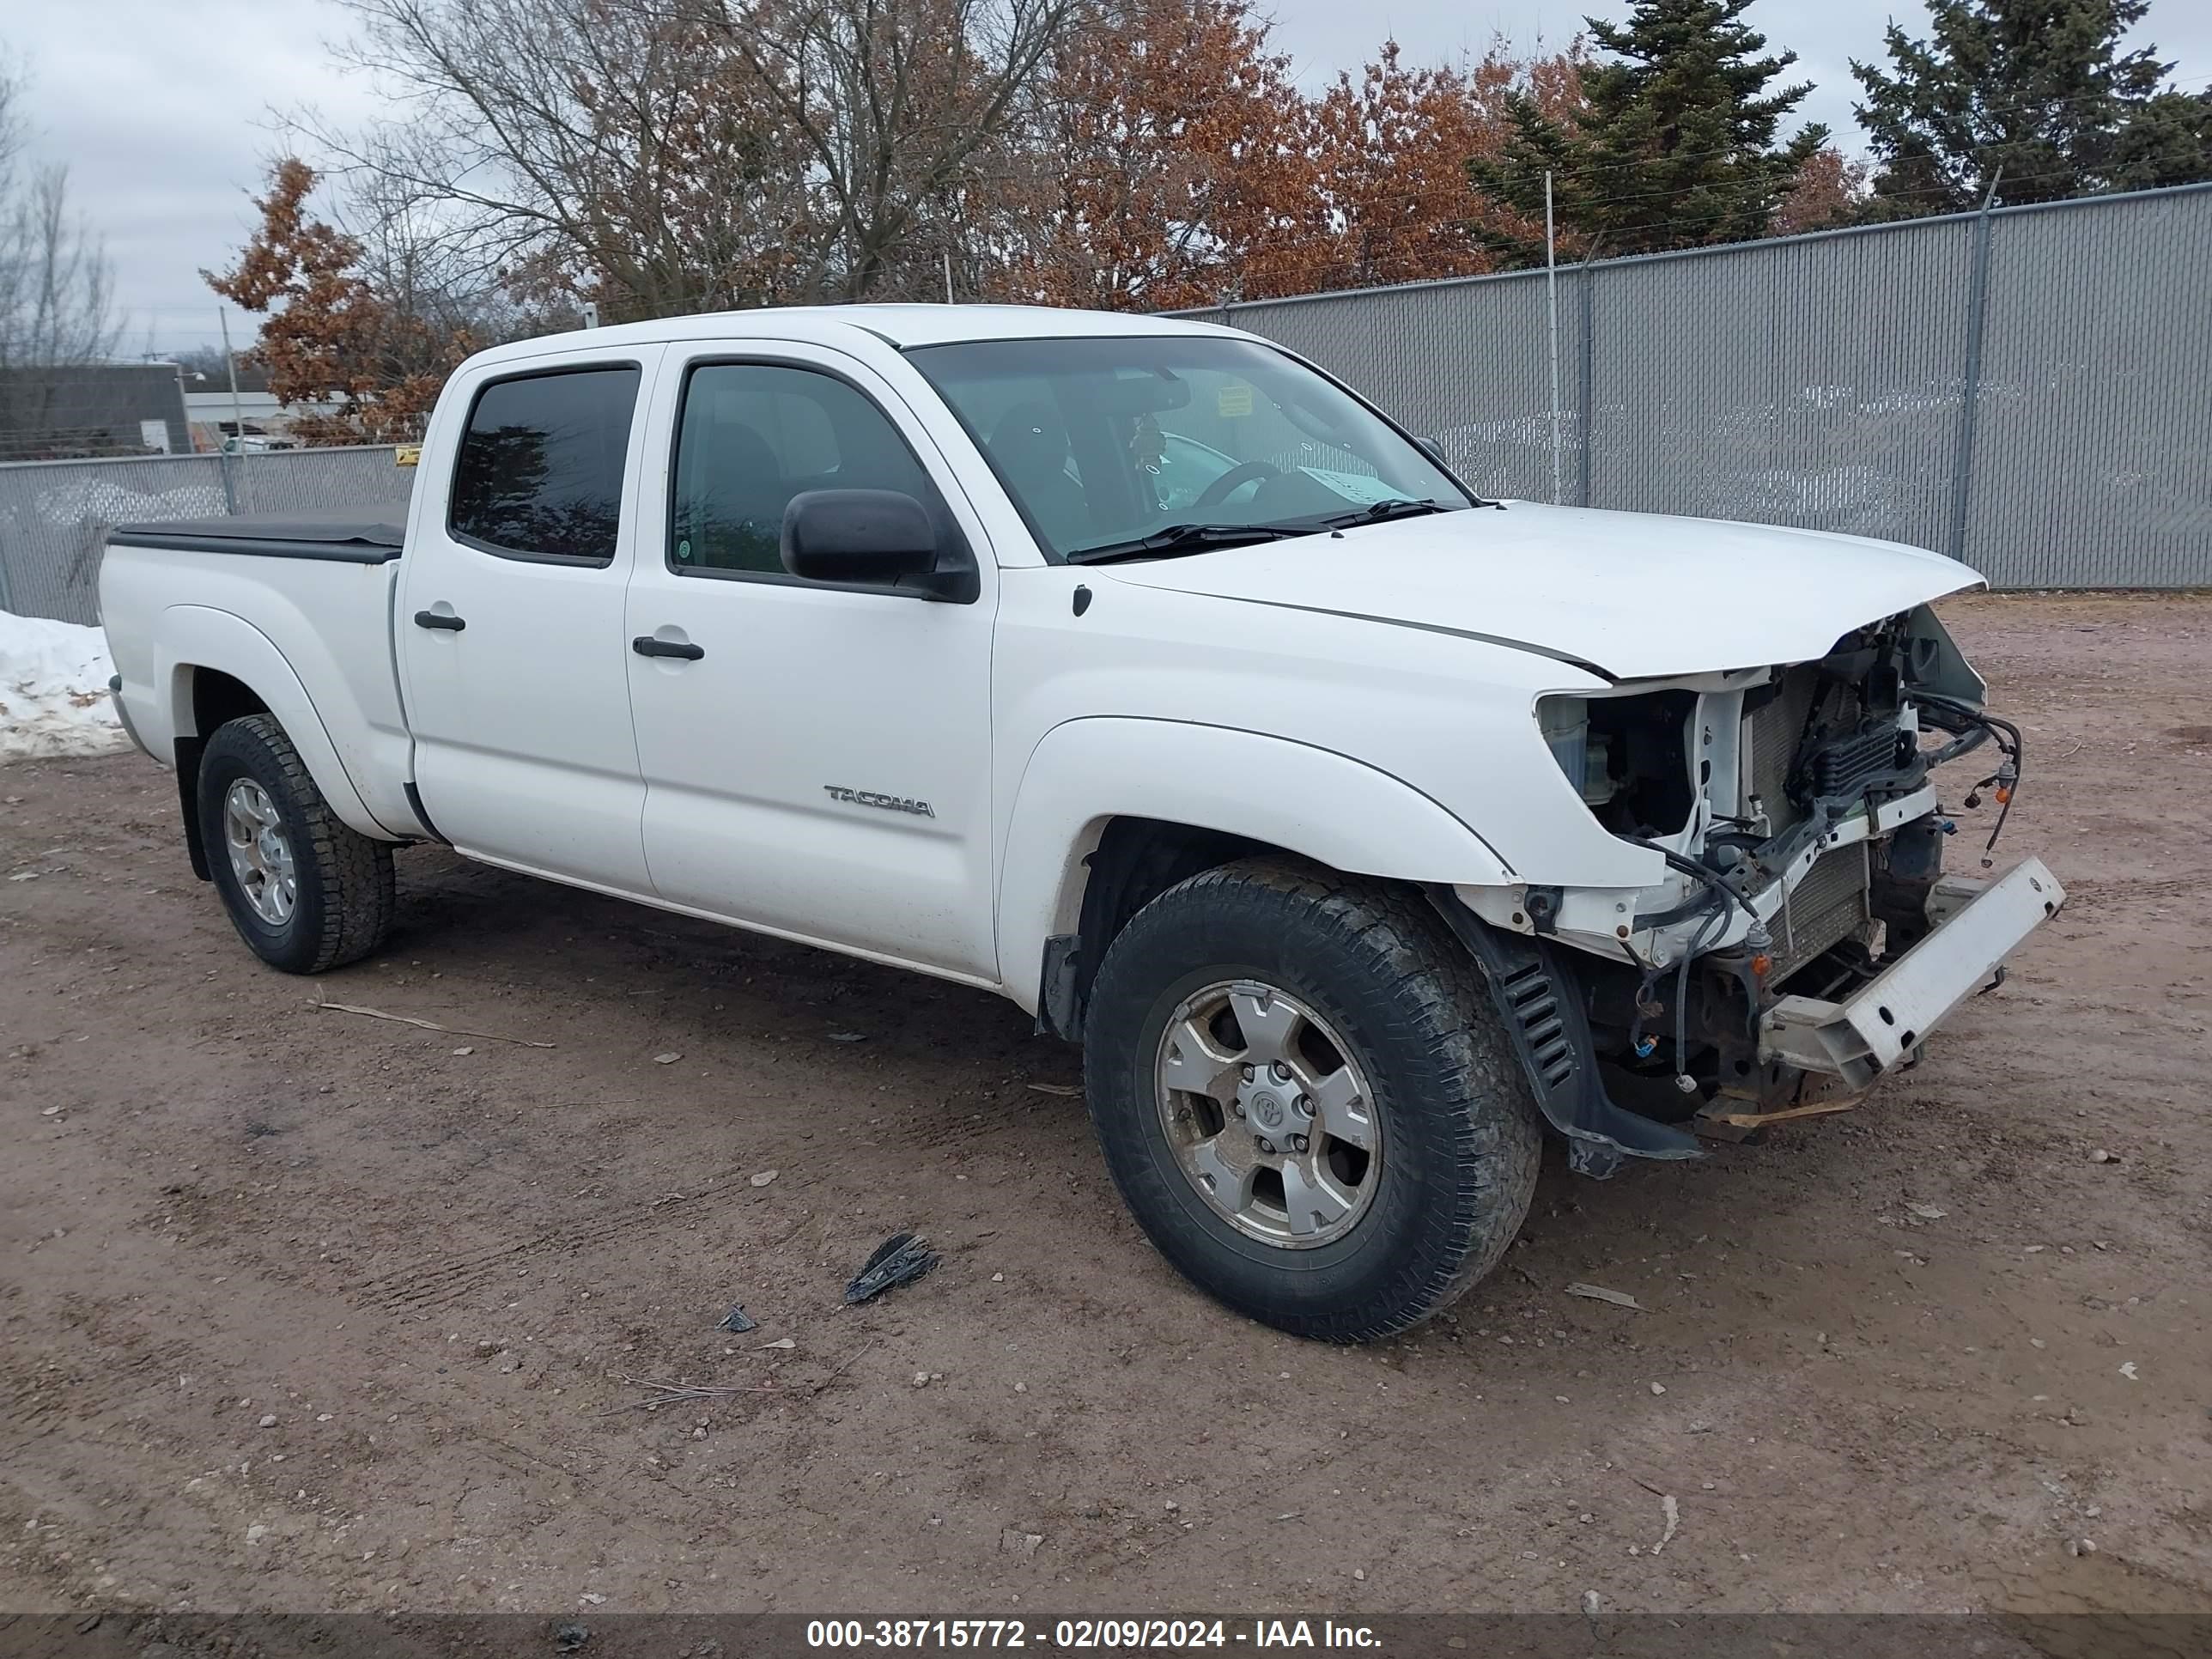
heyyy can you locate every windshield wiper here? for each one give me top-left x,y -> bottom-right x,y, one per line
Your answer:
1316,497 -> 1451,529
1063,522 -> 1315,565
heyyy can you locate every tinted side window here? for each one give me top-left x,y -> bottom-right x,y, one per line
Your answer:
671,363 -> 931,574
449,367 -> 641,561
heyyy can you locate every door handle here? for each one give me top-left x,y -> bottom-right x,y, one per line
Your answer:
413,610 -> 465,631
632,635 -> 705,661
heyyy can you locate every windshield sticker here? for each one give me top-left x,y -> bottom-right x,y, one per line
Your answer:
1298,466 -> 1401,505
1215,383 -> 1254,418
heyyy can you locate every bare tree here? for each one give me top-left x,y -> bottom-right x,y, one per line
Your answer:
343,165 -> 557,342
697,0 -> 1081,300
0,57 -> 124,452
310,0 -> 810,319
306,0 -> 1078,318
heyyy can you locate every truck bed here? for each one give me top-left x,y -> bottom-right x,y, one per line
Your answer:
107,508 -> 407,564
99,507 -> 421,842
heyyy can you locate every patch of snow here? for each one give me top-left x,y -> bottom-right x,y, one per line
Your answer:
1,611 -> 131,763
33,476 -> 225,528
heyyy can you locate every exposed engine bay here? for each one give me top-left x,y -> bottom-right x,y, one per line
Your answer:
1455,604 -> 2051,1172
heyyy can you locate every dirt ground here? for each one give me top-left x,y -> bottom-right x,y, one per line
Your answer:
2,592 -> 2208,1620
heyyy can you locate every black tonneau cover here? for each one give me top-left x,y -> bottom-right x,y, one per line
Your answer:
108,507 -> 408,564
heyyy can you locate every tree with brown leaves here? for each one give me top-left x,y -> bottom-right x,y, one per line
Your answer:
990,10 -> 1588,309
1772,147 -> 1870,234
1304,40 -> 1582,291
206,160 -> 471,445
994,0 -> 1323,310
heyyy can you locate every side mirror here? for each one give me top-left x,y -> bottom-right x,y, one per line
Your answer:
781,489 -> 978,602
1416,436 -> 1449,466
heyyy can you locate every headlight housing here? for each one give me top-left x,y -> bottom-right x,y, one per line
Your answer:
1537,689 -> 1698,832
1537,696 -> 1615,806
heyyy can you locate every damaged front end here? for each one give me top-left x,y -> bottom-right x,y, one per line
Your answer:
1451,605 -> 2063,1176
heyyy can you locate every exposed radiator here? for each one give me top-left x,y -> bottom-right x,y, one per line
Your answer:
1772,842 -> 1872,977
1745,669 -> 1818,832
1745,665 -> 1873,831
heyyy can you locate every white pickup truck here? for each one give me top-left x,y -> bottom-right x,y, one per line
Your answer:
100,304 -> 2062,1341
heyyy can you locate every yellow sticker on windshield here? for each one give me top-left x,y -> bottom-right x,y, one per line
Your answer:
1215,383 -> 1253,418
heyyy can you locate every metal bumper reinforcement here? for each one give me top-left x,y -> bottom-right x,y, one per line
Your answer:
1759,858 -> 2065,1089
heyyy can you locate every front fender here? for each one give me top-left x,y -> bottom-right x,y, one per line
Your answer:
155,605 -> 395,840
994,717 -> 1516,1014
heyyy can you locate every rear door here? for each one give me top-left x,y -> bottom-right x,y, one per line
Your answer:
621,341 -> 1001,981
398,349 -> 664,890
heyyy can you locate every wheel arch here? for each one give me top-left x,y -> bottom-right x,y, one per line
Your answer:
158,608 -> 396,878
997,718 -> 1517,1034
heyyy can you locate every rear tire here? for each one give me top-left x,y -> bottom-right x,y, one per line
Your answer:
1082,859 -> 1541,1342
198,713 -> 396,974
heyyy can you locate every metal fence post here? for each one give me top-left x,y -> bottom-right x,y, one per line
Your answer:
1575,262 -> 1595,507
218,450 -> 239,515
0,538 -> 16,615
1544,172 -> 1564,505
1946,176 -> 2002,563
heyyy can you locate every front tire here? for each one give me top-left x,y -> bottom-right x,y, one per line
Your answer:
197,713 -> 396,974
1082,860 -> 1541,1342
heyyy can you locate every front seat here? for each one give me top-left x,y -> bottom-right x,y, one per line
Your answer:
988,402 -> 1090,550
684,415 -> 787,571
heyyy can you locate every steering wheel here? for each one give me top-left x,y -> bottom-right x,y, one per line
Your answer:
1192,459 -> 1282,509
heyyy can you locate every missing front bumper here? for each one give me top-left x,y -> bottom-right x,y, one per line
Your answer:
1759,858 -> 2064,1088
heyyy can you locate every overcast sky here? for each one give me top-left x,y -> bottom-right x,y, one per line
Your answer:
6,0 -> 2209,355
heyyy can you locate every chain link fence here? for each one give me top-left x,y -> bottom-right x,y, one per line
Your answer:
1190,182 -> 2212,589
0,446 -> 416,624
7,189 -> 2205,623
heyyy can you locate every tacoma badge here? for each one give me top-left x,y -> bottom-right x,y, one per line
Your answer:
823,785 -> 935,818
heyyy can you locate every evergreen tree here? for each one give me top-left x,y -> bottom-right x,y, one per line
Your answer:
1851,0 -> 2210,216
1466,0 -> 1826,266
2107,87 -> 2212,191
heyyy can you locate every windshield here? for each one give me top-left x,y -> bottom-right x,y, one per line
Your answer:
906,335 -> 1475,562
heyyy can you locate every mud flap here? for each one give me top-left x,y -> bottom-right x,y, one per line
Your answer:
174,734 -> 211,881
1426,888 -> 1703,1178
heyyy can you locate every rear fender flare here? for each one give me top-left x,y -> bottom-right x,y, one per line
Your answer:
156,605 -> 392,842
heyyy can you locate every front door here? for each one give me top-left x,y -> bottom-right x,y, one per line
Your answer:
398,350 -> 664,890
622,343 -> 1000,981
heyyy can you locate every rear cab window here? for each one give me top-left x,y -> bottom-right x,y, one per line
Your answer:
448,366 -> 642,562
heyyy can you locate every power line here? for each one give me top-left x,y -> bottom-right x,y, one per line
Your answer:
1463,161 -> 2203,249
1494,71 -> 2212,191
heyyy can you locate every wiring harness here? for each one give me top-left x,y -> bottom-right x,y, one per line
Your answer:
1917,692 -> 2027,865
1614,836 -> 1767,1092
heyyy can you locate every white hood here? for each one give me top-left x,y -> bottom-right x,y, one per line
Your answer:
1100,501 -> 1982,681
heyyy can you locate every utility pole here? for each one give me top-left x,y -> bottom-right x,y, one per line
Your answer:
1544,171 -> 1565,507
171,362 -> 193,456
217,307 -> 247,453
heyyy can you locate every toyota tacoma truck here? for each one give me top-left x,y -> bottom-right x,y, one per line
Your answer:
99,304 -> 2062,1342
